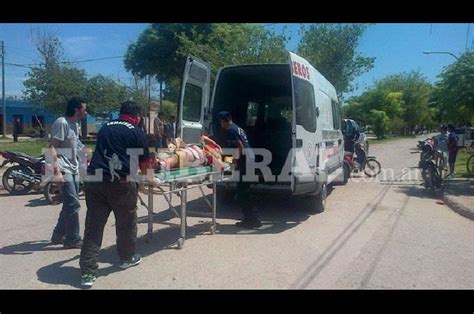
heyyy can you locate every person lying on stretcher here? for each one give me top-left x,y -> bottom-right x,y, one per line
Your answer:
153,135 -> 225,172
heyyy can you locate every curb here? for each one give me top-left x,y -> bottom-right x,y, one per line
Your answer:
442,187 -> 474,221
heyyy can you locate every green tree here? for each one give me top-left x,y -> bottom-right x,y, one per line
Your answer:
348,71 -> 433,135
160,100 -> 178,118
369,109 -> 389,139
23,30 -> 88,115
23,66 -> 88,115
85,75 -> 127,116
432,51 -> 474,125
124,23 -> 289,103
297,24 -> 375,98
124,24 -> 214,81
178,24 -> 288,77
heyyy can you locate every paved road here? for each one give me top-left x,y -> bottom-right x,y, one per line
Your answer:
0,135 -> 473,289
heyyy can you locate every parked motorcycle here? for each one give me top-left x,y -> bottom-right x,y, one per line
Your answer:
43,158 -> 88,205
0,151 -> 46,195
412,139 -> 444,196
343,143 -> 381,182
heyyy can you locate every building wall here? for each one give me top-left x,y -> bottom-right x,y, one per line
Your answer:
0,100 -> 57,135
0,100 -> 101,137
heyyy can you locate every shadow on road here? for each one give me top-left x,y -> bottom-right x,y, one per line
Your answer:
34,225 -> 205,289
137,186 -> 334,237
36,255 -> 82,289
0,240 -> 65,255
15,187 -> 332,289
394,184 -> 444,200
25,197 -> 51,207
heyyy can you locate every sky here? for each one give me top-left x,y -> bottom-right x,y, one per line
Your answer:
0,23 -> 472,100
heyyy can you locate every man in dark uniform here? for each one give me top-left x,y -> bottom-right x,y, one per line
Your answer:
79,101 -> 153,287
218,111 -> 261,229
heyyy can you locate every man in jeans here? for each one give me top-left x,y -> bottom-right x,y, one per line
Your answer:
49,97 -> 88,249
79,101 -> 153,287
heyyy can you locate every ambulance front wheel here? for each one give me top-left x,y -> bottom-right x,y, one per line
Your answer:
314,183 -> 327,213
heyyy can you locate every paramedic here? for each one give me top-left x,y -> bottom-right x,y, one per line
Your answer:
218,111 -> 261,229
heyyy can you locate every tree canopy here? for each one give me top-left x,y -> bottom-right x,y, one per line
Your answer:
297,24 -> 375,99
124,23 -> 289,103
432,51 -> 474,125
23,31 -> 137,116
343,71 -> 434,136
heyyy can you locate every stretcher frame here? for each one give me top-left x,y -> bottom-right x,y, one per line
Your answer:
138,167 -> 228,249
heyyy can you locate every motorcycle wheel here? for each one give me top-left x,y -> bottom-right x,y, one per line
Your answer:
2,165 -> 35,195
44,182 -> 63,205
364,159 -> 381,177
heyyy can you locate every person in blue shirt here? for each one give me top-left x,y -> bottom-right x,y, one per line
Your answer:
218,111 -> 261,229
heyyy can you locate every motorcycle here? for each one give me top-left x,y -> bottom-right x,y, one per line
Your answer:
412,139 -> 444,196
343,143 -> 381,182
43,157 -> 88,205
0,151 -> 46,195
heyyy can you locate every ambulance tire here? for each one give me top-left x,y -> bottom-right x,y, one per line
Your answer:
314,183 -> 327,213
299,183 -> 327,214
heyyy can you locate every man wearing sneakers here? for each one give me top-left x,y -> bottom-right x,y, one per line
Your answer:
49,97 -> 88,249
218,111 -> 261,229
79,101 -> 153,287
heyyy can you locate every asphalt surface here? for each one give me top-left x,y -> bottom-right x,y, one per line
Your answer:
0,134 -> 473,289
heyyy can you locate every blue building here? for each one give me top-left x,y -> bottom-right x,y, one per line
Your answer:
0,99 -> 102,136
0,99 -> 57,135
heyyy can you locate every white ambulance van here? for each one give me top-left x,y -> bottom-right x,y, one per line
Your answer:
176,51 -> 344,212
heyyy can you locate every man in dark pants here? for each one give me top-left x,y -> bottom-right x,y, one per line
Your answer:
218,111 -> 261,229
79,101 -> 153,287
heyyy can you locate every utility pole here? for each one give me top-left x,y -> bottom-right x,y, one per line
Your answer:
466,23 -> 471,52
159,81 -> 163,112
1,40 -> 6,138
148,75 -> 151,134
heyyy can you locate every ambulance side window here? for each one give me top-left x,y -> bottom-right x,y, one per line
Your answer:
182,83 -> 202,122
294,77 -> 316,133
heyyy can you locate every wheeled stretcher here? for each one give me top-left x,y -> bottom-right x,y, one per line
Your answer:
138,164 -> 230,249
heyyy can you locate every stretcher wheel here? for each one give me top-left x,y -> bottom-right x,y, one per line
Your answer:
177,238 -> 184,249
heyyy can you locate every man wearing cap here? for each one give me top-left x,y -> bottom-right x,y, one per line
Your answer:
79,101 -> 153,287
218,111 -> 261,229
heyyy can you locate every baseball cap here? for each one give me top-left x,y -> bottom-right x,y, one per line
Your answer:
217,111 -> 231,121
